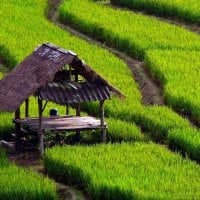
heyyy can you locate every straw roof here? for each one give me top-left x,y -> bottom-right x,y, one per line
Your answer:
0,43 -> 123,112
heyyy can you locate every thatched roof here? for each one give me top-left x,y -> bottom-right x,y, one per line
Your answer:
0,43 -> 123,112
39,81 -> 111,105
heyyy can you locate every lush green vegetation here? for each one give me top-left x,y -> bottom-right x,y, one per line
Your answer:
59,0 -> 200,59
0,149 -> 57,199
1,0 -> 200,160
58,0 -> 200,160
111,0 -> 200,24
44,143 -> 200,200
168,128 -> 200,161
107,118 -> 144,142
1,0 -> 200,198
145,50 -> 200,121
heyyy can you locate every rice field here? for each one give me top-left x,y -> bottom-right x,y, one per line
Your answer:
44,143 -> 200,200
58,0 -> 200,160
0,149 -> 57,200
59,0 -> 200,59
0,0 -> 200,160
1,0 -> 200,199
145,50 -> 200,121
111,0 -> 200,24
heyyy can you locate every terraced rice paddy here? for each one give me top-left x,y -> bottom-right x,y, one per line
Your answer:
0,149 -> 57,200
145,50 -> 200,121
1,0 -> 200,199
58,0 -> 200,160
59,0 -> 200,59
44,143 -> 200,200
111,0 -> 200,24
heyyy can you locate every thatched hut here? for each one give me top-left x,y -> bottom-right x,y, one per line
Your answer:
0,43 -> 123,156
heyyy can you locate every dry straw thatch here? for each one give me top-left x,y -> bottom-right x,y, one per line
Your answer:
0,43 -> 123,112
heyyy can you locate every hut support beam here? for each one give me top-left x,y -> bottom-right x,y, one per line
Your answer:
75,103 -> 81,141
76,103 -> 81,116
38,98 -> 44,157
15,108 -> 21,151
100,100 -> 106,142
25,98 -> 29,118
66,103 -> 69,115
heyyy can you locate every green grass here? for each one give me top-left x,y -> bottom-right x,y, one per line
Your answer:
107,118 -> 144,142
0,149 -> 57,200
59,0 -> 200,59
1,0 -> 200,160
168,128 -> 200,161
145,50 -> 200,121
44,142 -> 200,200
57,0 -> 200,161
111,0 -> 200,24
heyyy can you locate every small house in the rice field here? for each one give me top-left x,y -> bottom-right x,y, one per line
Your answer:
0,43 -> 123,156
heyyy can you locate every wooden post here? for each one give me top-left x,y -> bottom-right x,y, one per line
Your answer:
15,107 -> 21,151
69,66 -> 72,82
75,103 -> 81,141
100,100 -> 106,142
76,103 -> 81,116
75,71 -> 78,82
15,108 -> 20,121
38,98 -> 44,157
25,98 -> 29,118
66,103 -> 69,115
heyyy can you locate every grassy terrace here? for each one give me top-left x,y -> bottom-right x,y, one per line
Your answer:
59,0 -> 200,59
44,143 -> 200,200
1,0 -> 200,160
111,0 -> 200,24
1,0 -> 200,198
0,149 -> 57,199
59,0 -> 200,160
145,50 -> 200,121
0,0 -> 144,143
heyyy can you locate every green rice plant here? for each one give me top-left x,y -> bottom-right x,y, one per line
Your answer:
44,142 -> 200,200
59,0 -> 200,59
82,101 -> 191,142
0,148 -> 9,167
0,0 -> 199,160
145,50 -> 200,121
111,0 -> 200,24
0,149 -> 57,200
107,118 -> 144,142
168,128 -> 200,161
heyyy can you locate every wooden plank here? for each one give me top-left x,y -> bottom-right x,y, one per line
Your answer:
15,116 -> 107,133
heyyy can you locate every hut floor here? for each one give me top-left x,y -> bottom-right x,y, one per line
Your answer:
14,116 -> 106,132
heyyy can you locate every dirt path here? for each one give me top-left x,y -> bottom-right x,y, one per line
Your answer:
47,0 -> 164,105
8,151 -> 87,200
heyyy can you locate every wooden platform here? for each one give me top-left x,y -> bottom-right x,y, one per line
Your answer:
14,116 -> 106,133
